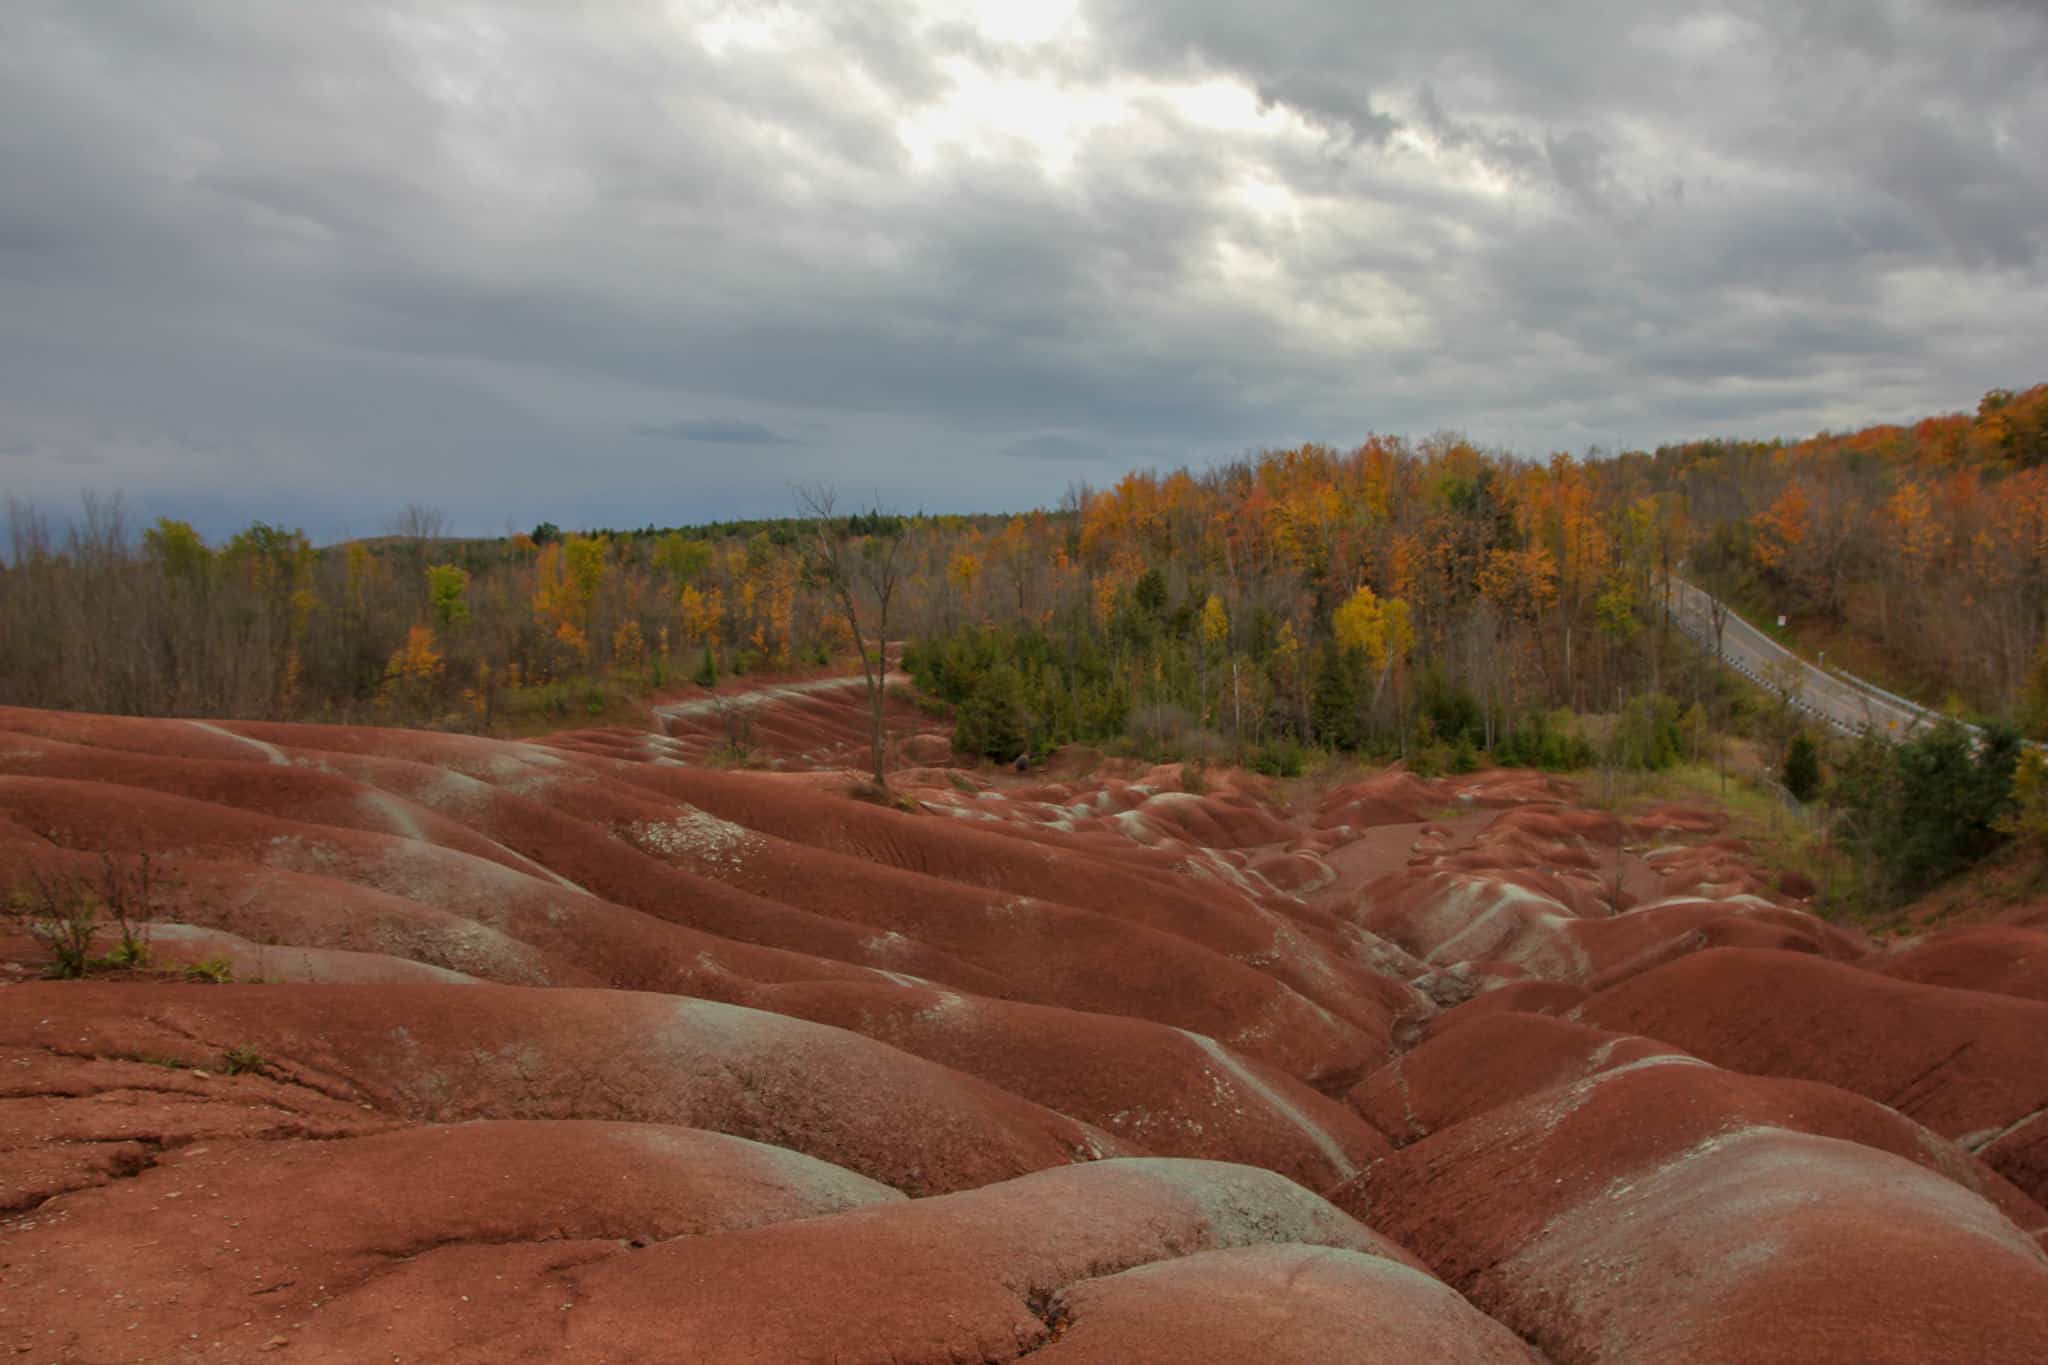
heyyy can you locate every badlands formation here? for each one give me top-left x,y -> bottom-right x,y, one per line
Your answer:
3,678 -> 2047,1362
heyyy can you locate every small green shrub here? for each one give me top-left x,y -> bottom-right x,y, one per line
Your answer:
1415,665 -> 1484,746
219,1046 -> 268,1076
1125,703 -> 1198,759
1607,693 -> 1685,771
1494,710 -> 1598,771
2002,749 -> 2048,853
184,956 -> 236,984
702,741 -> 761,769
13,854 -> 162,978
1409,741 -> 1454,779
1783,731 -> 1822,803
33,896 -> 100,979
1246,738 -> 1308,778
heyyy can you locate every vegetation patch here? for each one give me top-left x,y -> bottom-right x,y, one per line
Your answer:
219,1046 -> 270,1077
6,854 -> 165,980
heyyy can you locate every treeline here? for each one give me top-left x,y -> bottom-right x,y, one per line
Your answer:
0,500 -> 810,725
1665,383 -> 2048,715
904,382 -> 2048,763
2,384 -> 2043,749
0,494 -> 1047,728
908,438 -> 1701,779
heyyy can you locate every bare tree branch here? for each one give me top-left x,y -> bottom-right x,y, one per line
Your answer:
796,483 -> 905,788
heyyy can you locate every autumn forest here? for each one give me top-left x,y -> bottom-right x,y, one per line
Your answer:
0,383 -> 2043,743
3,382 -> 2048,909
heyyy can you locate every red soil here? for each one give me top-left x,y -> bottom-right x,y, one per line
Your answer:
1874,924 -> 2048,1002
5,688 -> 2047,1360
1576,947 -> 2048,1201
1349,1012 -> 1690,1145
1337,1055 -> 2048,1362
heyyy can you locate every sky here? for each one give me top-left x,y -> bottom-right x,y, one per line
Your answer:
3,1 -> 2045,543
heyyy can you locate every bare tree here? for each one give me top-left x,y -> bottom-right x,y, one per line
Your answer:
393,503 -> 449,543
796,485 -> 906,789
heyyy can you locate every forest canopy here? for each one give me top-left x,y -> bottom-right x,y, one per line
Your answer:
2,383 -> 2044,755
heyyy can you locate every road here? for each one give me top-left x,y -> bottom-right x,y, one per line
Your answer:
1665,578 -> 1950,742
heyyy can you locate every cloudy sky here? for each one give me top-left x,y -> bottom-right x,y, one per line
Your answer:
3,2 -> 2045,541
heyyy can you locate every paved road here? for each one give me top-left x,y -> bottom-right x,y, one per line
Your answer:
1665,579 -> 1949,742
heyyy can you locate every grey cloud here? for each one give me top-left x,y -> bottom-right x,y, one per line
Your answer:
636,419 -> 802,446
0,1 -> 2041,538
1004,435 -> 1110,462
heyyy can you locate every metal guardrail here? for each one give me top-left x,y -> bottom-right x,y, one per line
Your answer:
1824,670 -> 1951,729
1670,609 -> 1871,739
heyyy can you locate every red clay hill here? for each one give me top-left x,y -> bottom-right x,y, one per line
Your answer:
3,682 -> 2047,1361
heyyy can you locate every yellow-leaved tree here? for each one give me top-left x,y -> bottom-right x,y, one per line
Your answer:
379,624 -> 444,713
1199,593 -> 1228,724
1333,584 -> 1416,709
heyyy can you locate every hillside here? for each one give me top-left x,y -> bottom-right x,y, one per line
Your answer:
6,386 -> 2044,743
5,682 -> 2047,1361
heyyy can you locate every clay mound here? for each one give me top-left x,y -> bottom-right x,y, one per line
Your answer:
1248,849 -> 1337,892
1339,1055 -> 2048,1362
1576,901 -> 1864,993
640,673 -> 948,769
2,982 -> 1131,1195
1314,770 -> 1437,829
1123,787 -> 1297,849
0,806 -> 944,1000
1350,1012 -> 1690,1145
1032,1244 -> 1541,1363
1,1046 -> 405,1212
1421,980 -> 1590,1039
490,1159 -> 1427,1363
0,1120 -> 905,1361
1359,871 -> 1594,980
0,706 -> 1410,1081
745,977 -> 1387,1190
1576,947 -> 2048,1200
19,695 -> 2037,1357
1443,768 -> 1571,808
1645,839 -> 1783,901
185,715 -> 1401,1074
896,731 -> 958,765
0,705 -> 293,764
1511,1129 -> 2048,1362
582,761 -> 1402,1067
14,1153 -> 1453,1363
1482,802 -> 1621,847
1359,865 -> 1858,990
0,728 -> 557,881
586,773 -> 1385,1078
141,922 -> 482,985
1877,925 -> 2048,1002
